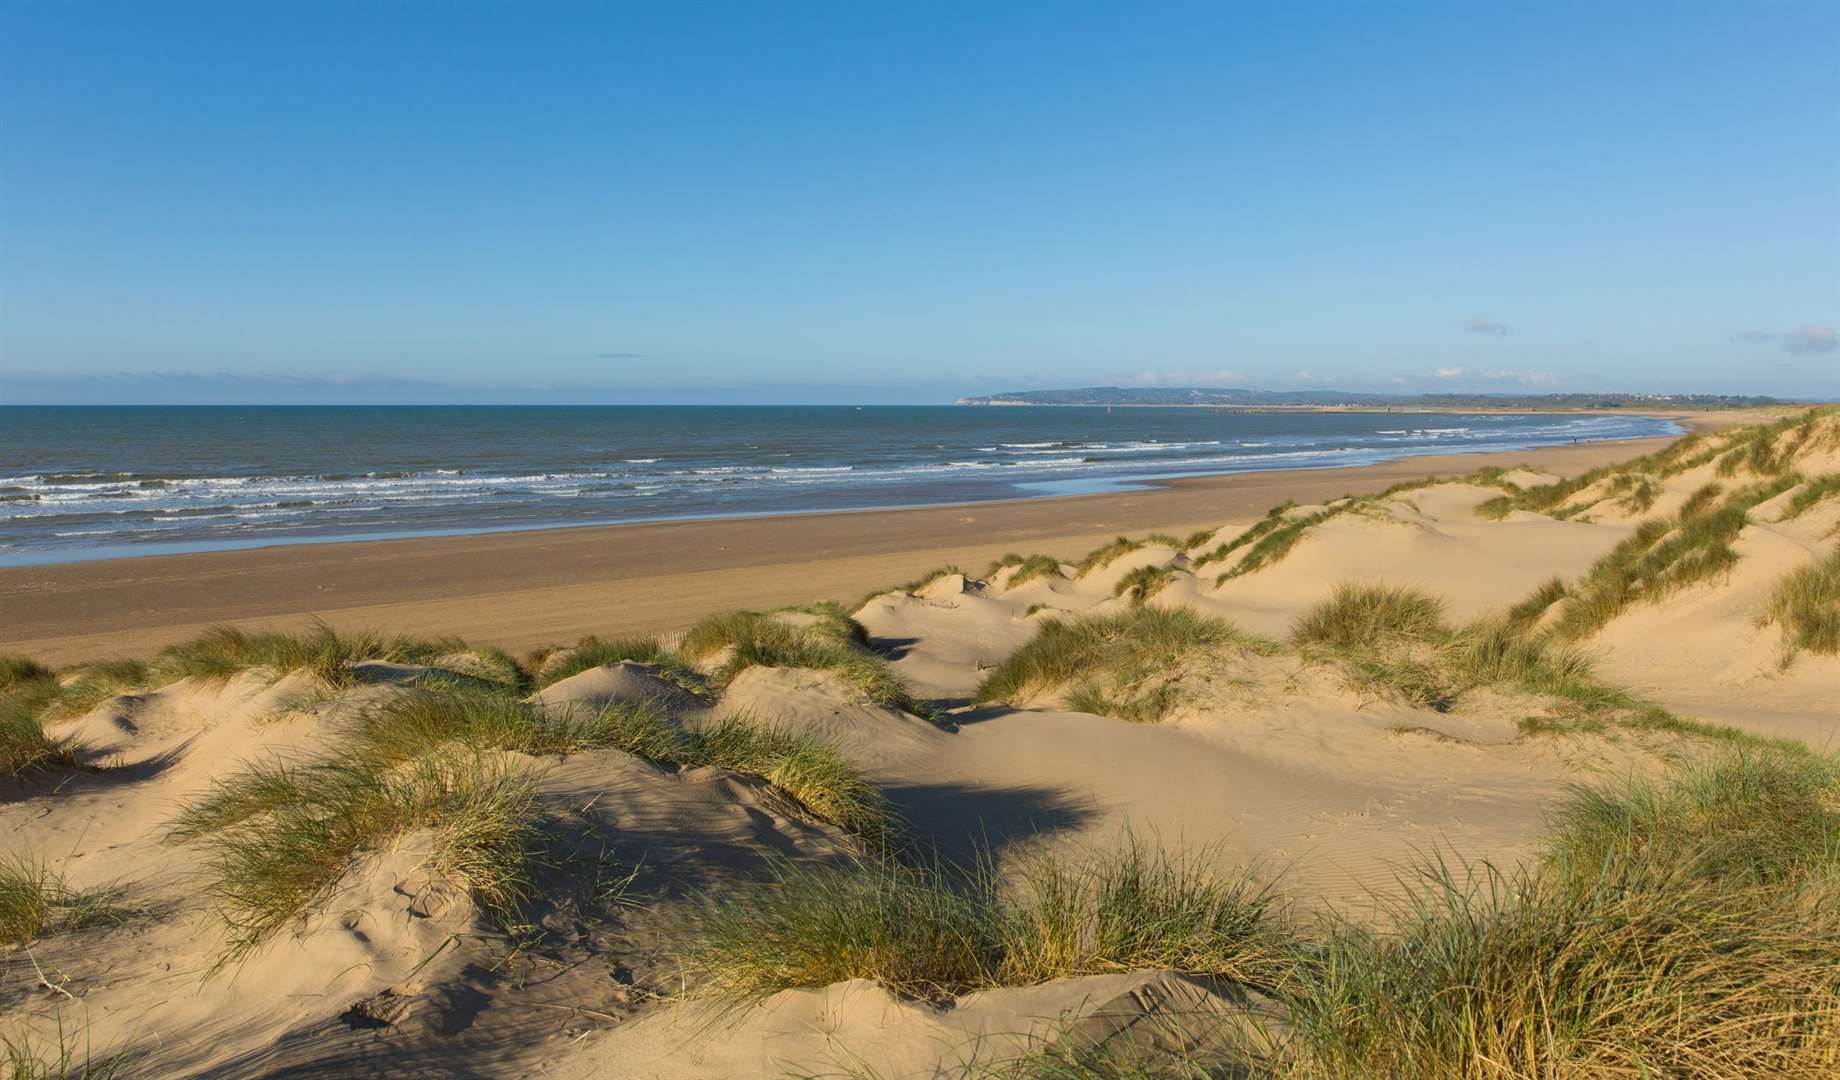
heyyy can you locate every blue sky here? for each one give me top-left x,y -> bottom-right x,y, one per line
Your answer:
2,1 -> 1835,404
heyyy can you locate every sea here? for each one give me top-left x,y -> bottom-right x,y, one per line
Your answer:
0,406 -> 1681,566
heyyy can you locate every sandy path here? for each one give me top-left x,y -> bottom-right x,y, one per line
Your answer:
0,438 -> 1682,665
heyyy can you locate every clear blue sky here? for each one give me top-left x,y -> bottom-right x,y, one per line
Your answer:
2,1 -> 1835,404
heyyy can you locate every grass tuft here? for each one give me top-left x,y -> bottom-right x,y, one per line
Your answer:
978,607 -> 1263,723
988,553 -> 1065,589
0,854 -> 127,945
150,622 -> 528,690
1074,537 -> 1144,576
1290,583 -> 1447,650
0,680 -> 77,779
1113,564 -> 1178,607
532,635 -> 706,694
681,609 -> 936,721
170,748 -> 539,960
677,837 -> 1284,1001
1288,750 -> 1840,1078
0,657 -> 54,692
1755,546 -> 1840,665
1782,472 -> 1840,520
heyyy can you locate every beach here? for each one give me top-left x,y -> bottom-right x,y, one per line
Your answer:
0,435 -> 1680,665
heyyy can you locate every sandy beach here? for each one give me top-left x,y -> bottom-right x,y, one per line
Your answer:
1,436 -> 1682,666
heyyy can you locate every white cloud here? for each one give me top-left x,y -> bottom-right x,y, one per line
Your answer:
1463,317 -> 1512,336
1434,366 -> 1468,379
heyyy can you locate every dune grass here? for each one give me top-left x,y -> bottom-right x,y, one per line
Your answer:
1,1021 -> 132,1080
988,553 -> 1065,589
1074,536 -> 1144,577
978,607 -> 1263,723
343,685 -> 895,847
150,622 -> 527,690
170,748 -> 540,961
1191,502 -> 1296,569
1290,582 -> 1447,650
1287,750 -> 1840,1078
1502,575 -> 1567,634
531,634 -> 707,695
1213,508 -> 1340,584
1783,472 -> 1840,520
677,837 -> 1286,1001
0,854 -> 127,946
1180,527 -> 1219,550
0,656 -> 54,692
0,679 -> 76,779
1113,564 -> 1178,607
40,659 -> 149,721
1291,583 -> 1646,718
171,677 -> 894,958
1549,508 -> 1747,639
1756,546 -> 1840,665
680,608 -> 937,722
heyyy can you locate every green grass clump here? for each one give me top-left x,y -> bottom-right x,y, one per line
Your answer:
41,659 -> 149,720
978,607 -> 1262,723
170,748 -> 539,960
685,717 -> 895,849
1678,480 -> 1725,519
1214,508 -> 1341,584
1288,751 -> 1840,1078
1180,527 -> 1219,550
1550,507 -> 1750,640
1291,583 -> 1643,718
0,855 -> 126,945
681,609 -> 936,721
1075,536 -> 1144,576
0,680 -> 76,778
1783,472 -> 1840,520
337,686 -> 893,846
1290,583 -> 1447,650
1143,532 -> 1184,548
988,553 -> 1065,589
1113,564 -> 1178,607
532,634 -> 705,694
1756,547 -> 1840,665
1546,750 -> 1840,890
150,622 -> 526,690
1502,576 -> 1567,634
0,657 -> 54,692
1191,502 -> 1296,569
677,838 -> 1284,1001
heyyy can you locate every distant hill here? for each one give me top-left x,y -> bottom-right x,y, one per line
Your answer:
955,387 -> 1785,409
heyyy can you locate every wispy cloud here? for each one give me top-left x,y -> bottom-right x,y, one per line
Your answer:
1782,325 -> 1837,355
1737,324 -> 1836,356
1463,317 -> 1512,336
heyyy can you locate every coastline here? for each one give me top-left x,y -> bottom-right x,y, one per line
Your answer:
0,434 -> 1685,665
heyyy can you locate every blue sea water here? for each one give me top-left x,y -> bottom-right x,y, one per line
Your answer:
0,406 -> 1680,565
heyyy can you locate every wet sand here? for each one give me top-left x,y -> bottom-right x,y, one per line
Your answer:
0,437 -> 1686,665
